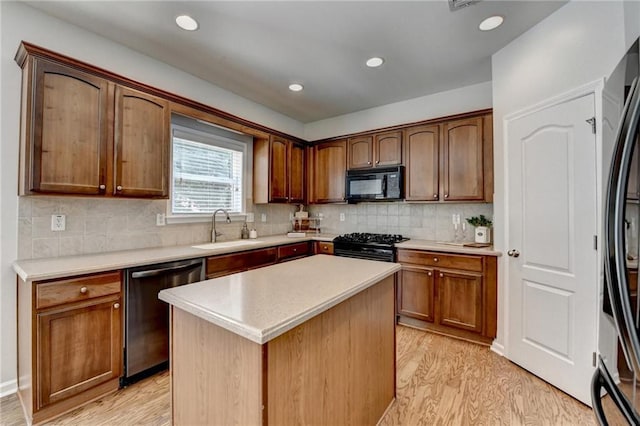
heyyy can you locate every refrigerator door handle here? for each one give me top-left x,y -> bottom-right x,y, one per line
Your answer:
591,358 -> 640,425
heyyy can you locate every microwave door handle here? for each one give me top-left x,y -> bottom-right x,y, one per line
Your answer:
382,175 -> 387,197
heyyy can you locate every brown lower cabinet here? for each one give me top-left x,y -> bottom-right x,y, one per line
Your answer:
18,271 -> 123,425
314,241 -> 335,255
396,249 -> 497,345
205,242 -> 312,278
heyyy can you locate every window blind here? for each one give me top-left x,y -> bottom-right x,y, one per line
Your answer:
172,136 -> 244,214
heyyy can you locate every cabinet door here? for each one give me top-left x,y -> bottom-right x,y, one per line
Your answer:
289,143 -> 305,203
269,136 -> 289,202
437,270 -> 483,333
37,297 -> 122,408
347,136 -> 373,169
398,265 -> 435,322
313,140 -> 347,203
114,86 -> 170,198
30,59 -> 109,195
404,125 -> 439,201
442,117 -> 484,201
374,131 -> 402,166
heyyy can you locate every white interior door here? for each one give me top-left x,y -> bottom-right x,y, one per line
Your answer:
507,93 -> 598,405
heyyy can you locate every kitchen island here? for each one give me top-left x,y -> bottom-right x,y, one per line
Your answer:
159,254 -> 400,425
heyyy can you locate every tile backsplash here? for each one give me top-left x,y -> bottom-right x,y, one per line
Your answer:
17,197 -> 296,260
309,202 -> 493,241
17,197 -> 493,260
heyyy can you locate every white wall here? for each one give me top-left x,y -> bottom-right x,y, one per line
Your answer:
0,1 -> 306,395
304,81 -> 492,141
491,0 -> 635,354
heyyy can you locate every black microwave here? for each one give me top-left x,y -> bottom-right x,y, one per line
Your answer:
345,166 -> 404,203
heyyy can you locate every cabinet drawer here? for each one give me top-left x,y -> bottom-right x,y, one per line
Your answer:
315,241 -> 334,255
207,248 -> 277,278
278,242 -> 310,261
397,250 -> 483,272
36,271 -> 122,309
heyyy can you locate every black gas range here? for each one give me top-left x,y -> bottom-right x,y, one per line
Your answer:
333,233 -> 409,262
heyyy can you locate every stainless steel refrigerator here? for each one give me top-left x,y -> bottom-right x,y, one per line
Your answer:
592,38 -> 640,424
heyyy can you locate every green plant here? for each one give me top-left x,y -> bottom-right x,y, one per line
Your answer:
466,215 -> 492,227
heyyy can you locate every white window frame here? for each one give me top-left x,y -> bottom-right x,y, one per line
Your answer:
166,122 -> 253,225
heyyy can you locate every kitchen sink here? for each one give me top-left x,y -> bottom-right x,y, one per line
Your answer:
192,240 -> 260,250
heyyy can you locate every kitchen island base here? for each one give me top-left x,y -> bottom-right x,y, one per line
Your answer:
170,275 -> 396,425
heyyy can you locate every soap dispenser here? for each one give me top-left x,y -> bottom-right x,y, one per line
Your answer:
241,222 -> 250,239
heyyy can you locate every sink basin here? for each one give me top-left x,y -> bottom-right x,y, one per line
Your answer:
192,240 -> 259,250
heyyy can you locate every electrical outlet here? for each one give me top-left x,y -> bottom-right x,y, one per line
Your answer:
261,213 -> 267,222
156,213 -> 165,226
340,213 -> 345,222
246,213 -> 255,223
51,214 -> 65,231
289,212 -> 294,221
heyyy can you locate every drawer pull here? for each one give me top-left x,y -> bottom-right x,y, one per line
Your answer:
439,273 -> 444,278
114,303 -> 120,309
444,194 -> 449,199
293,248 -> 297,252
433,194 -> 438,198
433,257 -> 439,262
428,272 -> 432,276
116,185 -> 123,191
80,287 -> 88,294
99,184 -> 106,190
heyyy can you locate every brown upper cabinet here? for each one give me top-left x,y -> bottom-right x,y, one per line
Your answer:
308,140 -> 347,203
17,52 -> 170,198
347,130 -> 402,169
254,135 -> 305,204
403,113 -> 493,202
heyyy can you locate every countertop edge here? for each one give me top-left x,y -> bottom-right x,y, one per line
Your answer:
159,262 -> 401,344
396,240 -> 502,256
13,234 -> 337,282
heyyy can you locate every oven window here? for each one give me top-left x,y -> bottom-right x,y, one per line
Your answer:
350,178 -> 383,196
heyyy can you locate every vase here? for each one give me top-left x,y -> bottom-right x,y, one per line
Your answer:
475,226 -> 490,243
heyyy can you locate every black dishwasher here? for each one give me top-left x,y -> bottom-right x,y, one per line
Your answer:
123,258 -> 204,385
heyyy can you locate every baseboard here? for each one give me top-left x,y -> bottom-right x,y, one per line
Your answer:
490,341 -> 505,356
0,379 -> 17,398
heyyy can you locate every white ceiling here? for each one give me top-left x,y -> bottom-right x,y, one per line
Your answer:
25,1 -> 567,123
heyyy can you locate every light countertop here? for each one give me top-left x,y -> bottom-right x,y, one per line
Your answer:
13,233 -> 337,282
158,255 -> 401,344
396,239 -> 502,256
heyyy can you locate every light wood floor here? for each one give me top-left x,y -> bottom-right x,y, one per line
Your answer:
0,326 -> 596,425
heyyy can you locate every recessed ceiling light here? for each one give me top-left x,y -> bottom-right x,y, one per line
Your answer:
479,15 -> 504,31
176,15 -> 199,31
366,57 -> 385,68
289,83 -> 304,92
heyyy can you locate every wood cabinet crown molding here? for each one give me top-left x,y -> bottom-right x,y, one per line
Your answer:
14,41 -> 306,145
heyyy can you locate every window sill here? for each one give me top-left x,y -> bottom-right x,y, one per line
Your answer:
165,213 -> 249,225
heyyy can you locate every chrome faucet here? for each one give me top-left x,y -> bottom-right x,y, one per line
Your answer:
211,209 -> 231,242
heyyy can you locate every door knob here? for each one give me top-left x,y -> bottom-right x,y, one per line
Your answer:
507,249 -> 520,258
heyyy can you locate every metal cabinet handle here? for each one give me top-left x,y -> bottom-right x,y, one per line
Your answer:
116,185 -> 123,191
507,249 -> 521,258
293,248 -> 297,252
80,286 -> 88,294
99,184 -> 106,190
433,257 -> 439,262
376,160 -> 380,164
367,161 -> 372,165
114,303 -> 120,309
428,272 -> 432,276
439,273 -> 444,278
433,194 -> 438,198
444,194 -> 449,199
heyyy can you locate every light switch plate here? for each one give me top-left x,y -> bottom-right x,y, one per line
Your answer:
261,213 -> 267,222
340,213 -> 345,222
246,213 -> 255,223
156,213 -> 165,226
51,214 -> 65,231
